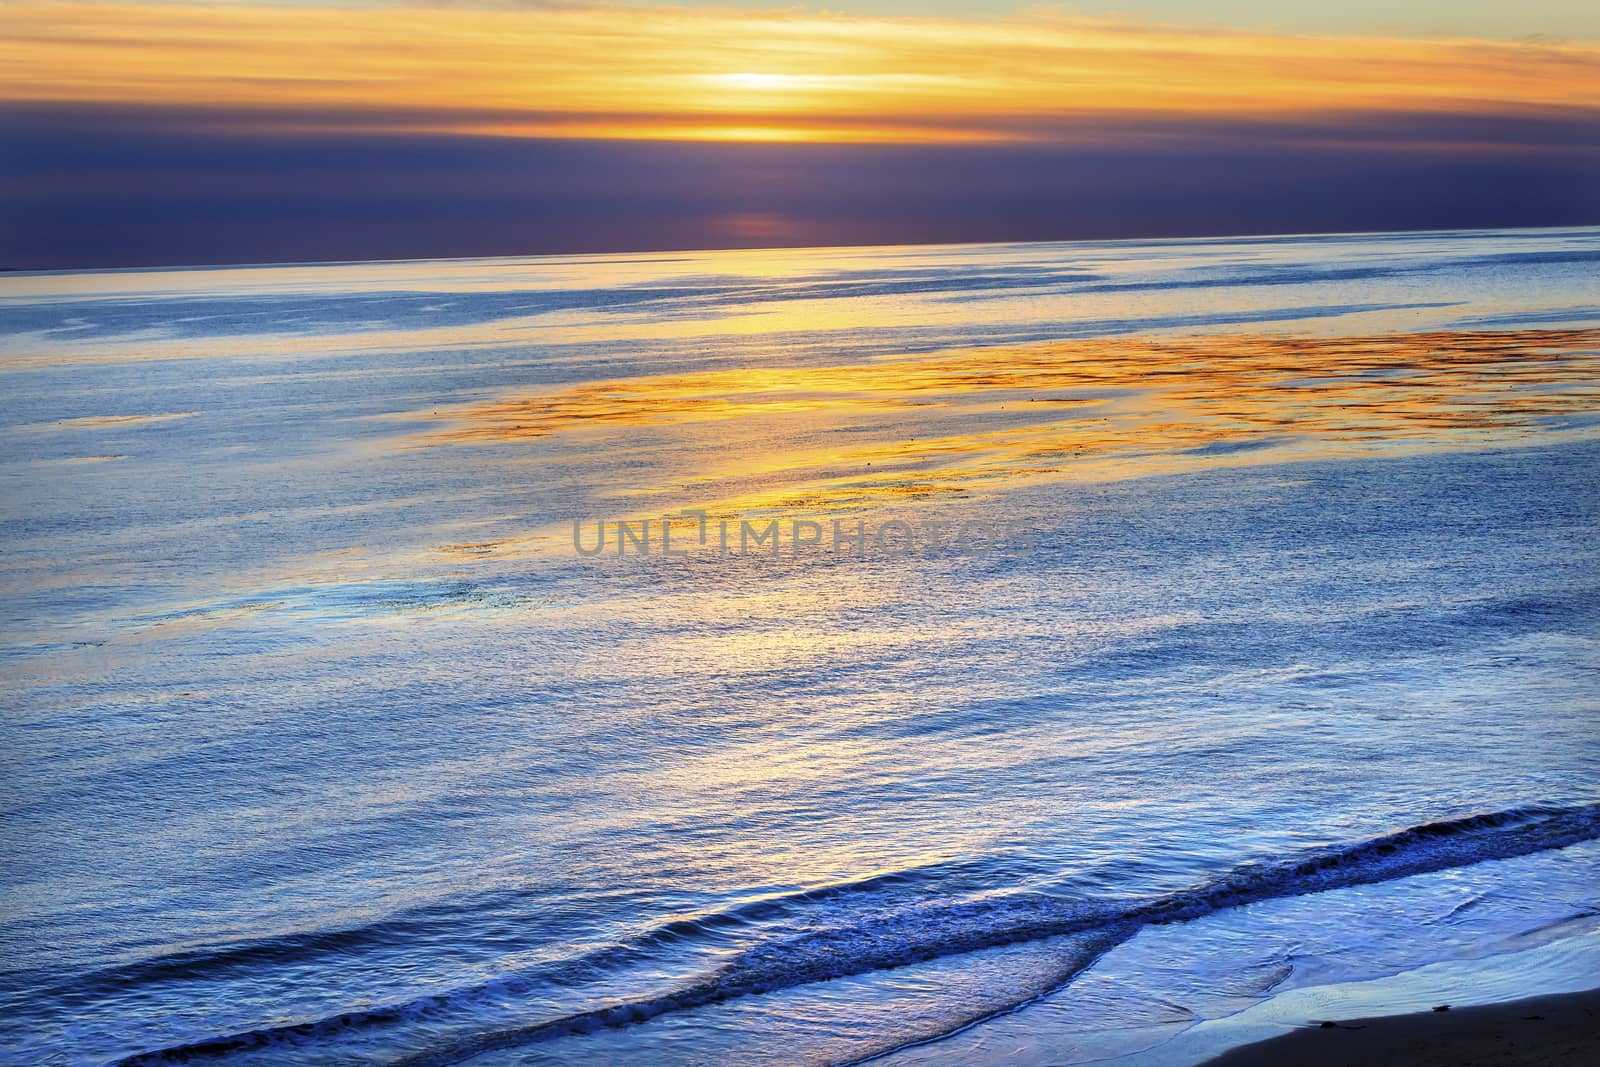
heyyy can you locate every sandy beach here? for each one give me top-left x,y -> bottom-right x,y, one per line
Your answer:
1204,988 -> 1600,1067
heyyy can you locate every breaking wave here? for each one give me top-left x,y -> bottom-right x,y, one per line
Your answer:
112,803 -> 1600,1066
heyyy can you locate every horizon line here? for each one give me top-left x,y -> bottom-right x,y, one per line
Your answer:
7,221 -> 1600,278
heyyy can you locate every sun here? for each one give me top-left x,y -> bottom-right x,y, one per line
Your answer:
707,72 -> 808,92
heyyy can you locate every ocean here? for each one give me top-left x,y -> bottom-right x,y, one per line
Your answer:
1,227 -> 1598,1065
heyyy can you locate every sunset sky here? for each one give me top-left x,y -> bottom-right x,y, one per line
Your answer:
3,1 -> 1598,267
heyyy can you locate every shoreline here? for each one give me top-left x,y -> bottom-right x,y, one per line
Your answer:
1201,987 -> 1600,1067
1093,922 -> 1600,1067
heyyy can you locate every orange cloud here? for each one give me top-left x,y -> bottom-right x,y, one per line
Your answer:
2,2 -> 1598,143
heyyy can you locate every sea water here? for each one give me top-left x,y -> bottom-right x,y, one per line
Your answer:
1,228 -> 1598,1065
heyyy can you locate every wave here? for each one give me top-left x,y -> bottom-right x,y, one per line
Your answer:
110,802 -> 1600,1066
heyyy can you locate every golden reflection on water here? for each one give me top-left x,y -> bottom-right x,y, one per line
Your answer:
419,328 -> 1600,513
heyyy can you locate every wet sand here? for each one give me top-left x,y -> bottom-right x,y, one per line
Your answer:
1203,987 -> 1600,1067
